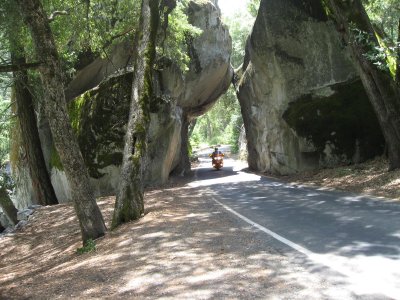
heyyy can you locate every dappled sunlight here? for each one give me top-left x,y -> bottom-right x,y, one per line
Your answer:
307,252 -> 400,299
189,171 -> 261,187
178,158 -> 400,298
2,158 -> 400,299
283,156 -> 400,200
0,182 -> 335,299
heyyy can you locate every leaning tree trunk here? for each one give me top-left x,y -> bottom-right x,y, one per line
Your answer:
111,0 -> 161,229
188,119 -> 197,137
17,0 -> 106,243
326,0 -> 400,170
11,50 -> 58,206
0,187 -> 18,226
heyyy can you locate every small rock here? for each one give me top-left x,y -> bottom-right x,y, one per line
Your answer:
15,220 -> 28,230
3,226 -> 15,234
17,209 -> 34,221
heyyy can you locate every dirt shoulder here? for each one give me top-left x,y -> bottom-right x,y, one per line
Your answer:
1,179 -> 332,299
1,158 -> 399,299
270,156 -> 400,201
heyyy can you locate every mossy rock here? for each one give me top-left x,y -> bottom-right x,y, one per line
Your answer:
283,79 -> 385,163
66,73 -> 133,178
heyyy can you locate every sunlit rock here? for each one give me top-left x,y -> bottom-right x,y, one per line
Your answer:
237,0 -> 384,175
11,0 -> 232,205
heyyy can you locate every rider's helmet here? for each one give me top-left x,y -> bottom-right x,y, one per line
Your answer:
214,147 -> 218,152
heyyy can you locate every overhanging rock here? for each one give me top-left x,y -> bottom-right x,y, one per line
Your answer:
12,0 -> 233,205
237,0 -> 384,175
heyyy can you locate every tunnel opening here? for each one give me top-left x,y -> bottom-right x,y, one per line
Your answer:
188,0 -> 260,165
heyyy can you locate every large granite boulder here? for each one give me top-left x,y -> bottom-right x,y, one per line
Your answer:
11,0 -> 232,204
237,0 -> 384,175
179,0 -> 232,117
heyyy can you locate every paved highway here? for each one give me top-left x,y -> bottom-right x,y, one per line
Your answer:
190,152 -> 400,299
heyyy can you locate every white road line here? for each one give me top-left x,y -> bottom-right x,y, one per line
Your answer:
211,196 -> 400,299
211,196 -> 313,256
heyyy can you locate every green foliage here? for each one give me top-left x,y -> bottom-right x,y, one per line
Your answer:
190,86 -> 243,150
76,239 -> 96,254
189,4 -> 256,150
47,0 -> 141,75
352,26 -> 391,72
350,25 -> 399,76
49,145 -> 63,171
0,77 -> 12,165
222,6 -> 255,68
363,0 -> 399,42
247,0 -> 261,18
362,0 -> 399,76
68,93 -> 88,135
160,0 -> 202,72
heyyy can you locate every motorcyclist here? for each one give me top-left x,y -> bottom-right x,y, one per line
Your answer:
210,147 -> 224,166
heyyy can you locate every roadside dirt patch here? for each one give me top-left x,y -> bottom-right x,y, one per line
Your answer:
273,156 -> 400,200
1,180 -> 331,299
3,158 -> 397,299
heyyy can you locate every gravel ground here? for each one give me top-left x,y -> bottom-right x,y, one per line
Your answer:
0,179 -> 339,299
272,156 -> 400,201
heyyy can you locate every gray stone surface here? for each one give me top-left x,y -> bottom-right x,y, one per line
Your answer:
65,40 -> 134,101
11,0 -> 232,206
17,209 -> 34,221
0,212 -> 10,229
237,0 -> 384,175
180,0 -> 233,118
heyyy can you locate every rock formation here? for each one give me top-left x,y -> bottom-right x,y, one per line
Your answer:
237,0 -> 384,175
12,0 -> 232,204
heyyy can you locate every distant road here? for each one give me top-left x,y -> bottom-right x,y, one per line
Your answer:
190,156 -> 400,299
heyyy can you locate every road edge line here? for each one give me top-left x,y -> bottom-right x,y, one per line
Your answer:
211,196 -> 314,256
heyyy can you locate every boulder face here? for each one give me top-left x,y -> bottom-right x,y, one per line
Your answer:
64,40 -> 134,101
11,0 -> 232,204
180,0 -> 233,118
237,0 -> 384,174
65,0 -> 231,193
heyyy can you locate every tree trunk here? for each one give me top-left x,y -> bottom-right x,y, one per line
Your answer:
16,0 -> 106,243
111,0 -> 161,229
188,119 -> 197,137
396,18 -> 400,85
0,187 -> 18,226
11,51 -> 58,206
326,0 -> 400,170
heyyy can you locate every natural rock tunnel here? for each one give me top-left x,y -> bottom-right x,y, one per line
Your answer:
236,0 -> 384,175
12,0 -> 384,207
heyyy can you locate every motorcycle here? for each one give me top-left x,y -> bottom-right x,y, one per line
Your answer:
209,153 -> 224,170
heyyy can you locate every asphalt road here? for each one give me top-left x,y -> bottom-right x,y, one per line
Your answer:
190,152 -> 400,299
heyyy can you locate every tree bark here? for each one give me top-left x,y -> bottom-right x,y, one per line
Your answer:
0,187 -> 18,226
111,0 -> 161,229
188,119 -> 197,137
16,0 -> 106,243
11,51 -> 58,206
326,0 -> 400,170
0,62 -> 41,73
396,18 -> 400,85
